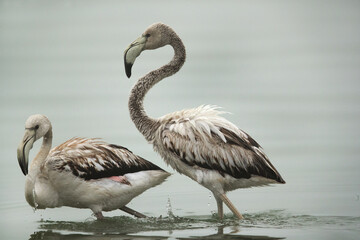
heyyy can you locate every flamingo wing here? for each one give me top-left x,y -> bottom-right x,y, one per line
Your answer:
46,137 -> 163,180
160,106 -> 285,183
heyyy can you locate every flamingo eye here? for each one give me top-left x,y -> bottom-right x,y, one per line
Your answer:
35,125 -> 39,130
145,33 -> 151,38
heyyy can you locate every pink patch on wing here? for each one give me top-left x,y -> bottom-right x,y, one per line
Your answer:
108,176 -> 122,182
108,176 -> 131,185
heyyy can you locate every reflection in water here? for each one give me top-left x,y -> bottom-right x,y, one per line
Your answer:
29,231 -> 168,240
33,213 -> 285,240
38,215 -> 227,235
175,225 -> 285,240
29,230 -> 284,240
31,210 -> 360,239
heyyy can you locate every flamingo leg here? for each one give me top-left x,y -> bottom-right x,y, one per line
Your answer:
94,211 -> 104,220
219,193 -> 244,220
214,194 -> 224,220
120,206 -> 147,218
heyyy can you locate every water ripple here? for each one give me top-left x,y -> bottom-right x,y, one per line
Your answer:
34,210 -> 359,239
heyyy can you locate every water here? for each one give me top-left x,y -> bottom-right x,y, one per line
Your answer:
1,1 -> 360,239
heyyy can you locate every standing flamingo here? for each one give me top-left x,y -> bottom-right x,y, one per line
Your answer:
17,114 -> 170,219
124,23 -> 285,219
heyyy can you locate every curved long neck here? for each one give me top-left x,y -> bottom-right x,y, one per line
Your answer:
129,36 -> 186,142
29,129 -> 53,176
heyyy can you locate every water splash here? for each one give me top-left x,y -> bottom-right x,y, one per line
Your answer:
207,192 -> 212,207
166,197 -> 175,219
208,192 -> 217,216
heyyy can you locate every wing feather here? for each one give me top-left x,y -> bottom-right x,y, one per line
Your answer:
47,138 -> 164,180
160,106 -> 285,183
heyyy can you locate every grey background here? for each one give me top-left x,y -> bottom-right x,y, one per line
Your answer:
1,1 -> 359,239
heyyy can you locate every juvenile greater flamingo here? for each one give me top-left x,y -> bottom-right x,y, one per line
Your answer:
17,114 -> 170,219
124,23 -> 285,219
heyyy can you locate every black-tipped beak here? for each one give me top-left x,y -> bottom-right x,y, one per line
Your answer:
17,129 -> 35,176
17,147 -> 28,175
124,54 -> 133,78
123,35 -> 147,78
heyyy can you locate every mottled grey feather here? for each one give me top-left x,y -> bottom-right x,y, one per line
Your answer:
48,138 -> 164,180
